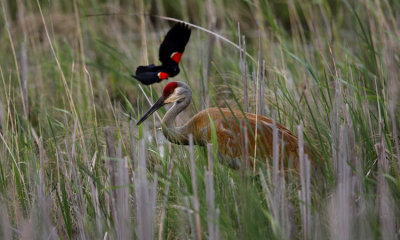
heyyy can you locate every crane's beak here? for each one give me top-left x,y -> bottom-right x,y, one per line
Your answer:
137,96 -> 165,126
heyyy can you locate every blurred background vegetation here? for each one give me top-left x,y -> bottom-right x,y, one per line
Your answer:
0,0 -> 399,239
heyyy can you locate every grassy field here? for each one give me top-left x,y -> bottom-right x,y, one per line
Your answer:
0,0 -> 399,239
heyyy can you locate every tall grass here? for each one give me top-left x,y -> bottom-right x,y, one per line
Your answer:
0,0 -> 399,239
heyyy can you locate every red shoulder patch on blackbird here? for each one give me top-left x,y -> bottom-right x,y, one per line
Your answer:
158,72 -> 170,80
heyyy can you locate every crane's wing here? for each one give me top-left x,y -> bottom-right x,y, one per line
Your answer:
159,23 -> 191,65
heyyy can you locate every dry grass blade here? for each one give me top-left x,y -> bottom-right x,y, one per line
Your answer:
240,35 -> 249,113
183,195 -> 195,237
129,118 -> 138,169
259,60 -> 265,116
297,125 -> 311,239
134,139 -> 158,240
158,144 -> 174,240
376,86 -> 396,240
376,140 -> 396,240
329,125 -> 352,240
238,118 -> 249,172
104,127 -> 117,189
20,39 -> 28,118
253,34 -> 262,172
189,134 -> 202,240
272,117 -> 279,187
205,143 -> 218,240
115,146 -> 132,239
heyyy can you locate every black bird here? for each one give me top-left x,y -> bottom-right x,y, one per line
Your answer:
132,23 -> 191,85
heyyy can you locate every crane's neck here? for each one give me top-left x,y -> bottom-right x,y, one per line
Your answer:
161,96 -> 191,145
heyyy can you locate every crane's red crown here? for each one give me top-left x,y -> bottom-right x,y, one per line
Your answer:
163,81 -> 178,98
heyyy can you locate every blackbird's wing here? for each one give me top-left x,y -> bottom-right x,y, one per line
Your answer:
132,65 -> 164,85
133,64 -> 178,85
135,64 -> 163,73
159,23 -> 191,65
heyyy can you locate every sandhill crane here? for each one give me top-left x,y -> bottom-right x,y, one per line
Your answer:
137,81 -> 316,170
132,23 -> 191,85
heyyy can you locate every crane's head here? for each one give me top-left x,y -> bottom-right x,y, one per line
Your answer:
137,81 -> 192,125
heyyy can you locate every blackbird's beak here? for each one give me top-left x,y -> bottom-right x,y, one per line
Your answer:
137,96 -> 165,126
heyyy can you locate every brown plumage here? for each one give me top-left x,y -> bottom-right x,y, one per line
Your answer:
137,81 -> 317,171
187,107 -> 303,169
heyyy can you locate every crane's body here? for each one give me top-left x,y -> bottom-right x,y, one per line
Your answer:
137,81 -> 314,170
180,108 -> 300,168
